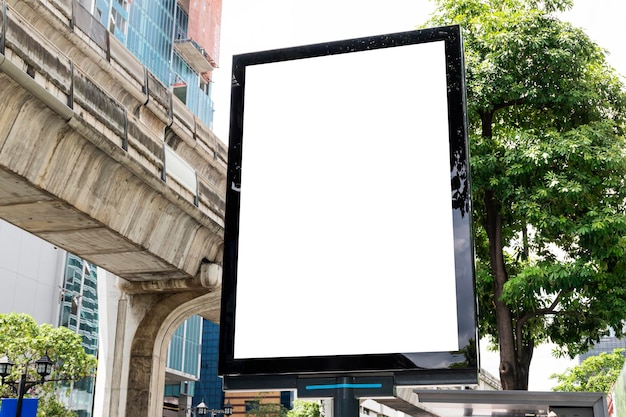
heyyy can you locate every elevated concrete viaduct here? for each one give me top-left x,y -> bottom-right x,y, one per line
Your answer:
0,0 -> 227,415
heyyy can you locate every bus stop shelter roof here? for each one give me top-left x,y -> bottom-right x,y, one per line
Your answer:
377,389 -> 608,417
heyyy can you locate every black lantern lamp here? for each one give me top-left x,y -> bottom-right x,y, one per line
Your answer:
35,354 -> 53,380
0,353 -> 55,417
223,402 -> 233,416
0,355 -> 14,380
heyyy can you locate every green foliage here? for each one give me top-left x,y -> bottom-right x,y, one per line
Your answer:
287,400 -> 323,417
550,348 -> 626,393
247,399 -> 323,417
36,395 -> 79,417
0,313 -> 97,415
424,0 -> 626,388
246,400 -> 289,417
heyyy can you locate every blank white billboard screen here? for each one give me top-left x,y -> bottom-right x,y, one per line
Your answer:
232,40 -> 460,359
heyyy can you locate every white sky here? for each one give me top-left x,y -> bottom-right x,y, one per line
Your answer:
213,0 -> 626,140
211,0 -> 626,391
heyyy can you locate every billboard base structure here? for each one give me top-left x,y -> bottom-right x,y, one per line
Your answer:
223,372 -> 477,417
222,369 -> 479,392
299,376 -> 394,417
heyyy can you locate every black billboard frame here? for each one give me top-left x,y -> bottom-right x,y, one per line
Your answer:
219,24 -> 478,388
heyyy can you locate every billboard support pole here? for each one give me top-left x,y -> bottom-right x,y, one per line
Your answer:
333,376 -> 359,417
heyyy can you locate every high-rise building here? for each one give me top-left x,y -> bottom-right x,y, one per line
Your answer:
579,330 -> 626,363
0,222 -> 100,417
163,314 -> 205,415
0,221 -> 65,325
59,254 -> 99,358
57,254 -> 100,417
194,320 -> 223,410
75,0 -> 221,128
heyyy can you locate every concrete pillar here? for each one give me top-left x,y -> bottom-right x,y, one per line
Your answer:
114,289 -> 221,417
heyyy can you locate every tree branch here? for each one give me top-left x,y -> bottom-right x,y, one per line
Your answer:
515,289 -> 573,353
493,96 -> 528,113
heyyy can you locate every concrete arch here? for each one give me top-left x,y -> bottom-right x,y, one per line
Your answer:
126,290 -> 222,417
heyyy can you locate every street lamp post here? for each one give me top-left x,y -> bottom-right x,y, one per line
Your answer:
0,354 -> 54,417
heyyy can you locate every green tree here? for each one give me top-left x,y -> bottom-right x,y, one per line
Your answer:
246,399 -> 289,417
37,395 -> 79,417
550,348 -> 626,393
424,0 -> 626,389
0,313 -> 97,417
287,400 -> 323,417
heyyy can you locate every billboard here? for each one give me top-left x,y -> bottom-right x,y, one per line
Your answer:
219,25 -> 477,385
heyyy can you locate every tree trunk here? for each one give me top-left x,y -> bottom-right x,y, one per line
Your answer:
481,110 -> 533,390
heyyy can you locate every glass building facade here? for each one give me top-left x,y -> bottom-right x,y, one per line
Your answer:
168,315 -> 203,376
126,0 -> 178,84
76,0 -> 215,127
79,0 -> 215,127
164,315 -> 207,416
193,320 -> 223,409
58,254 -> 99,417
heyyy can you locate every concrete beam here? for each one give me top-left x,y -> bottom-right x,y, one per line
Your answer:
0,0 -> 228,286
0,70 -> 223,284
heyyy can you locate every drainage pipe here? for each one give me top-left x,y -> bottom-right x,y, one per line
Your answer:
0,51 -> 74,121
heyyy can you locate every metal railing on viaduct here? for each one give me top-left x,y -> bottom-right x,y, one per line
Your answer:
0,0 -> 227,292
